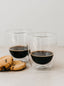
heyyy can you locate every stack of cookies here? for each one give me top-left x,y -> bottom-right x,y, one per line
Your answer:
0,55 -> 26,71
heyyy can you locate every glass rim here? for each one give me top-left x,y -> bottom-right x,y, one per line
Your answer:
8,31 -> 28,35
6,28 -> 28,35
29,32 -> 56,38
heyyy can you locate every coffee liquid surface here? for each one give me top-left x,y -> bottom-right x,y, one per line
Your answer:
31,51 -> 53,64
9,46 -> 28,58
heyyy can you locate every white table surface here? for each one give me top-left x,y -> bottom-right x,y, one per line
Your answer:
0,47 -> 64,86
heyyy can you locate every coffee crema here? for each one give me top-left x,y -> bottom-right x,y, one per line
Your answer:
31,51 -> 53,64
9,46 -> 28,58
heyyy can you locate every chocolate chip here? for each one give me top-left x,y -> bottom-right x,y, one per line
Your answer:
12,59 -> 13,61
2,66 -> 6,71
5,59 -> 7,63
12,67 -> 14,70
13,64 -> 15,66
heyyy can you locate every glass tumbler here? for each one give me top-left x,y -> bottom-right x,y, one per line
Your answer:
8,31 -> 29,62
29,32 -> 56,69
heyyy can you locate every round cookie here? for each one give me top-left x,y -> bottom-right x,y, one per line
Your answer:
0,55 -> 13,70
10,60 -> 26,71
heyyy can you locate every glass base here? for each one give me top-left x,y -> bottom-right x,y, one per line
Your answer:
32,62 -> 53,70
13,56 -> 29,63
13,56 -> 32,68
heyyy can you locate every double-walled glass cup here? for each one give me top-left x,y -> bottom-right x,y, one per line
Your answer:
8,31 -> 29,62
29,32 -> 56,69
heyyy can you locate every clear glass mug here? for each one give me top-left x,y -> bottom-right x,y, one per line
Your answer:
8,31 -> 29,62
29,32 -> 57,69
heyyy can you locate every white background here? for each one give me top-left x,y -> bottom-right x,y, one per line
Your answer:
0,0 -> 64,46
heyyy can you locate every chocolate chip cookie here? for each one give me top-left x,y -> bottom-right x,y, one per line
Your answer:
0,55 -> 13,70
10,60 -> 26,71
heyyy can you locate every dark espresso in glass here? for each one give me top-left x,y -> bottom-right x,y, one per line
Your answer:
9,46 -> 28,58
31,51 -> 53,64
